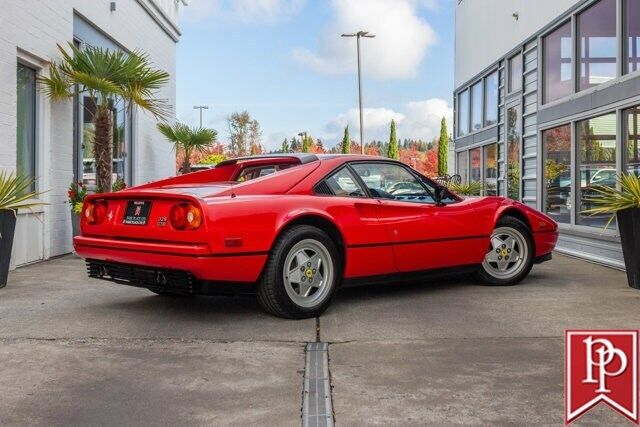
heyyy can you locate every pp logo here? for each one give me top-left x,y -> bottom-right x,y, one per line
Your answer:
565,330 -> 639,424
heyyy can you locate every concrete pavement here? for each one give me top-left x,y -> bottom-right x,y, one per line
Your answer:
0,254 -> 637,425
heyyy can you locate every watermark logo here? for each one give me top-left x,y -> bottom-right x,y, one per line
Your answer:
565,330 -> 638,424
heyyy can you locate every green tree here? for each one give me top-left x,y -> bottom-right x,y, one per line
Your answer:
437,117 -> 449,175
39,43 -> 169,192
157,122 -> 217,174
302,134 -> 312,153
387,120 -> 399,159
228,111 -> 260,156
281,138 -> 290,153
341,126 -> 350,154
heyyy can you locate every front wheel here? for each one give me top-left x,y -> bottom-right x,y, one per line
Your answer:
474,216 -> 534,286
257,225 -> 339,319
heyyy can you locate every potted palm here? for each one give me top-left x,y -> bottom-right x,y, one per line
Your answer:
0,172 -> 45,288
157,122 -> 218,174
39,43 -> 169,192
585,173 -> 640,289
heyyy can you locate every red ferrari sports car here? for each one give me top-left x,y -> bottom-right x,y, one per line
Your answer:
74,154 -> 558,318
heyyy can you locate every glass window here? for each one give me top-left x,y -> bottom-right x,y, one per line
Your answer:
323,167 -> 365,197
624,106 -> 640,176
577,113 -> 617,227
509,53 -> 522,93
457,151 -> 468,184
484,72 -> 498,126
80,97 -> 129,191
626,0 -> 640,74
578,0 -> 617,91
470,148 -> 481,182
17,63 -> 37,194
351,163 -> 436,203
471,81 -> 483,131
484,144 -> 497,195
543,125 -> 572,224
544,21 -> 573,103
458,90 -> 469,136
507,107 -> 521,200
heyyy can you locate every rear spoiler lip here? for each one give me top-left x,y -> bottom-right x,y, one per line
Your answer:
84,190 -> 204,203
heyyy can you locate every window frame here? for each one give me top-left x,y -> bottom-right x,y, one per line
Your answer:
16,61 -> 39,194
576,0 -> 618,92
484,70 -> 499,127
313,165 -> 368,198
470,79 -> 484,132
508,52 -> 523,94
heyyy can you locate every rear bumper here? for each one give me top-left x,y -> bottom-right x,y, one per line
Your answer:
87,259 -> 256,295
74,236 -> 267,283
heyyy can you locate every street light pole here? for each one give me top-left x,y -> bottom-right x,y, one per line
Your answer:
193,105 -> 209,128
341,31 -> 375,155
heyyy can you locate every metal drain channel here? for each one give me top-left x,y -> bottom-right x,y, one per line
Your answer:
302,342 -> 334,427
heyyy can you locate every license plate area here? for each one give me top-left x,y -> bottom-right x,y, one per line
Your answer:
123,201 -> 152,226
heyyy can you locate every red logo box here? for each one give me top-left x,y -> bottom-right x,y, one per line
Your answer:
565,330 -> 639,424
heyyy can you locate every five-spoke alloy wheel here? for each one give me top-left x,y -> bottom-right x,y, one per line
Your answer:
475,216 -> 534,286
258,225 -> 339,319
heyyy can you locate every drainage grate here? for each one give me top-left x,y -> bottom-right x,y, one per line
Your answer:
302,342 -> 334,427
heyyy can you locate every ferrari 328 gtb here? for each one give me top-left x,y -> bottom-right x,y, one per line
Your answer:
74,154 -> 558,318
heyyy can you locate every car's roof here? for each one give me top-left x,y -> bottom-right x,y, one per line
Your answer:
216,153 -> 389,168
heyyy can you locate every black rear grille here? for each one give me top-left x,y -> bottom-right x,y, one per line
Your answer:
87,259 -> 196,294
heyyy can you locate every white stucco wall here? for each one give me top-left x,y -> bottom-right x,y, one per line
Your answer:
0,0 -> 180,268
455,0 -> 580,88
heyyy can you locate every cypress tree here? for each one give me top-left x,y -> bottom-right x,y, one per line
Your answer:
387,120 -> 399,159
438,117 -> 448,175
341,126 -> 350,154
302,134 -> 312,153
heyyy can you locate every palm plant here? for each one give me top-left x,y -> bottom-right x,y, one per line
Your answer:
583,173 -> 640,229
39,43 -> 170,192
584,173 -> 640,288
0,171 -> 44,218
447,180 -> 483,196
157,122 -> 218,174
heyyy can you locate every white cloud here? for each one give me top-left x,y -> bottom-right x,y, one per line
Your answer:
324,98 -> 452,144
182,0 -> 305,24
292,0 -> 436,80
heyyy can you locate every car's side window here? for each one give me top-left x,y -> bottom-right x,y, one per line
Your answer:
351,162 -> 436,203
319,167 -> 366,197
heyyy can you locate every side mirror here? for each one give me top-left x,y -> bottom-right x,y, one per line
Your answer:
434,185 -> 447,205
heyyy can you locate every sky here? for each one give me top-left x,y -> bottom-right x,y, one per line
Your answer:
176,0 -> 454,151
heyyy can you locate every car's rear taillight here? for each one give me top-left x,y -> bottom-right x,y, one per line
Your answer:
169,202 -> 202,230
83,200 -> 108,225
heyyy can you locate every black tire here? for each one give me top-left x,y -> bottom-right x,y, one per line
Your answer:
257,225 -> 340,319
474,216 -> 534,286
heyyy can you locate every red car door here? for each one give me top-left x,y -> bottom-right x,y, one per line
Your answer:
350,161 -> 488,273
375,199 -> 487,272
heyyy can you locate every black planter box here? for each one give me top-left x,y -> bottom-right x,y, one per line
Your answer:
0,210 -> 17,288
617,207 -> 640,289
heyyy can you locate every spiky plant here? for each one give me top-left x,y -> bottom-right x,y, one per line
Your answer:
583,173 -> 640,229
0,172 -> 45,237
157,122 -> 217,174
447,180 -> 483,196
38,43 -> 170,192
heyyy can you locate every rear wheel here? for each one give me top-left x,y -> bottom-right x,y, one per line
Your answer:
257,225 -> 339,319
474,216 -> 534,286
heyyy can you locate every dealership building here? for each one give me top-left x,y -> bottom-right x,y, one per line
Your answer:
0,0 -> 182,270
454,0 -> 640,268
